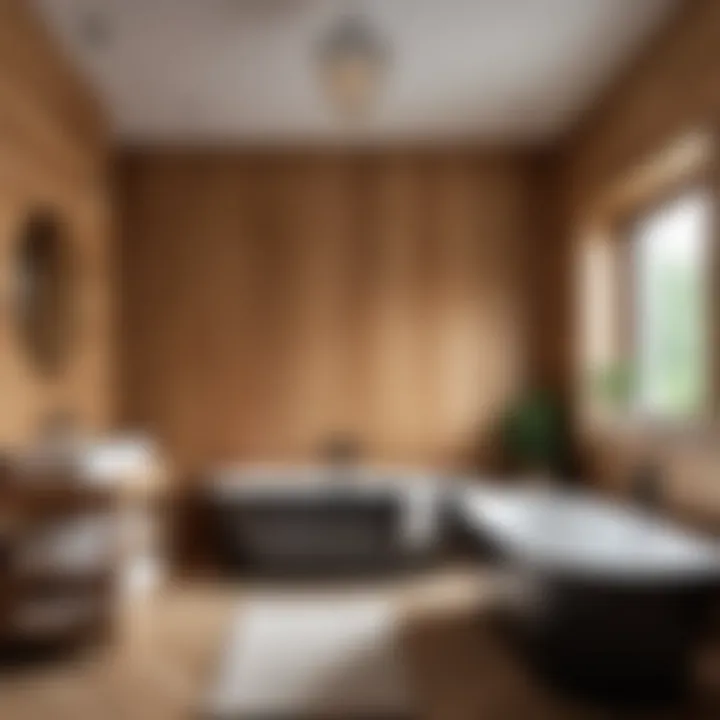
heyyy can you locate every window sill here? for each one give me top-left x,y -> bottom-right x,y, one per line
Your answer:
580,405 -> 718,449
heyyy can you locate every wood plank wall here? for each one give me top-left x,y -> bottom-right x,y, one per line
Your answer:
118,151 -> 534,476
0,1 -> 112,445
564,1 -> 716,215
560,0 -> 720,523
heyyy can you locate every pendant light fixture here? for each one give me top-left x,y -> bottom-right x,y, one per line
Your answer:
317,14 -> 389,118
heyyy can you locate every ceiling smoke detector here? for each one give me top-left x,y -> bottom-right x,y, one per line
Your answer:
317,14 -> 389,119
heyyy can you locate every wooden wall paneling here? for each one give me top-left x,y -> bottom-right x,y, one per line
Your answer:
295,158 -> 355,455
414,156 -> 446,464
560,0 -> 720,515
0,1 -> 105,187
466,161 -> 525,466
565,0 -> 720,216
119,152 -> 534,475
433,157 -> 484,465
342,156 -> 377,453
0,1 -> 111,446
372,156 -> 423,461
361,156 -> 398,459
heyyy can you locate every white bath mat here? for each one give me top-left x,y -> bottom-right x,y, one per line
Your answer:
206,596 -> 414,718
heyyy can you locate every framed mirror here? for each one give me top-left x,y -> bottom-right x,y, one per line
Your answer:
13,211 -> 75,377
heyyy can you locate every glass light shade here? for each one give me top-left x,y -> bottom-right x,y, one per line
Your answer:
318,16 -> 388,118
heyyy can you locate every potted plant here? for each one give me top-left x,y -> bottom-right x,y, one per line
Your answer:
500,389 -> 571,480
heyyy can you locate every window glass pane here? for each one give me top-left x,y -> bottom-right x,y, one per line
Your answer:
634,190 -> 711,418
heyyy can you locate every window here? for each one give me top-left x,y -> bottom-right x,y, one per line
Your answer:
630,189 -> 712,420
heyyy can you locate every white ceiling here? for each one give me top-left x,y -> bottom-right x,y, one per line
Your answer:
34,0 -> 678,146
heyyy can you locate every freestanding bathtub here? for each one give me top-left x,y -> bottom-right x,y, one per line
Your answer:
206,465 -> 445,575
456,486 -> 720,705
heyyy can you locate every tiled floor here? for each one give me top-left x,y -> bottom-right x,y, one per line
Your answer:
0,567 -> 717,719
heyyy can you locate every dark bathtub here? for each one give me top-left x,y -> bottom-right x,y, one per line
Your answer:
206,466 -> 444,576
456,487 -> 720,706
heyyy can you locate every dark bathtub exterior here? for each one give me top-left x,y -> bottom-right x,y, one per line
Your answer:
205,466 -> 445,577
455,487 -> 720,707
